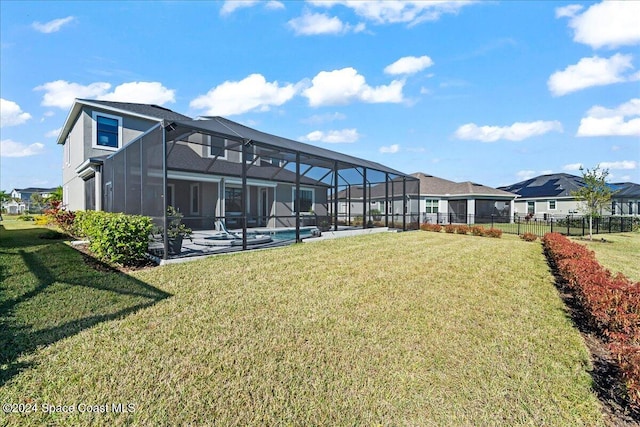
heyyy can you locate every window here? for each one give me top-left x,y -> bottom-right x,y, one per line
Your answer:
190,183 -> 199,215
209,136 -> 227,159
64,136 -> 70,167
612,201 -> 618,215
92,112 -> 122,150
293,188 -> 314,213
166,184 -> 175,207
629,202 -> 634,215
225,187 -> 243,212
527,201 -> 535,215
548,200 -> 557,210
425,199 -> 438,214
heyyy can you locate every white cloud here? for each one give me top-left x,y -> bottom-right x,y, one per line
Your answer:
454,120 -> 563,142
384,55 -> 434,75
599,160 -> 637,170
99,82 -> 175,105
34,80 -> 176,109
577,98 -> 640,137
309,0 -> 475,27
45,127 -> 62,138
265,1 -> 285,10
563,1 -> 640,49
303,67 -> 404,106
302,112 -> 346,124
190,74 -> 298,116
379,144 -> 400,153
547,54 -> 635,96
32,16 -> 75,33
302,128 -> 360,143
516,170 -> 537,180
555,4 -> 583,18
288,12 -> 364,35
563,163 -> 583,171
0,139 -> 45,157
220,1 -> 259,15
1,98 -> 32,127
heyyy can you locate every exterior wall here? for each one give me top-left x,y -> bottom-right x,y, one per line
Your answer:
514,198 -> 580,217
62,113 -> 86,210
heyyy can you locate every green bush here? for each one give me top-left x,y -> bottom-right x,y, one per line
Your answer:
17,214 -> 35,221
74,211 -> 153,266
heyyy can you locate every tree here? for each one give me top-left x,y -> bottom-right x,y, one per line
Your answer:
46,186 -> 63,204
571,165 -> 616,240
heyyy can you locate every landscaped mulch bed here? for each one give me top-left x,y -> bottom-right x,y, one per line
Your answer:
552,273 -> 640,426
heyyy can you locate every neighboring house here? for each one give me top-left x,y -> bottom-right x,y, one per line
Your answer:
334,172 -> 517,224
57,99 -> 417,256
5,187 -> 57,214
498,173 -> 640,218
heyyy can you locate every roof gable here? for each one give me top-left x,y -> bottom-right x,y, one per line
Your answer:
56,99 -> 191,145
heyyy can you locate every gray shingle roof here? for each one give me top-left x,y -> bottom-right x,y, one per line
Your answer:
78,100 -> 192,121
498,173 -> 584,198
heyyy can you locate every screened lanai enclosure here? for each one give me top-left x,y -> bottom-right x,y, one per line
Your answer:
99,117 -> 420,259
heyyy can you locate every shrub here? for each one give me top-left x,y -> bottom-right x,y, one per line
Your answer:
542,232 -> 640,408
444,224 -> 456,234
455,225 -> 469,235
484,228 -> 503,238
471,226 -> 486,236
520,232 -> 538,242
17,214 -> 35,221
420,223 -> 442,232
75,211 -> 153,266
44,201 -> 76,235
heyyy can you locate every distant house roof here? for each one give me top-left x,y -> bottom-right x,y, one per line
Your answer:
411,173 -> 516,198
57,99 -> 192,145
609,182 -> 640,198
334,172 -> 516,199
12,187 -> 57,194
498,173 -> 584,198
499,173 -> 640,199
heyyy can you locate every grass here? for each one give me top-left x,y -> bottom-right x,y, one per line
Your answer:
1,220 -> 606,425
571,232 -> 640,282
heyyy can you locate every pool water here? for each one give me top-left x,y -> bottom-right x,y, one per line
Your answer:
262,227 -> 318,241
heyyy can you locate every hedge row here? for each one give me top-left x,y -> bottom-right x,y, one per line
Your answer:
420,223 -> 502,238
74,211 -> 154,266
542,232 -> 640,408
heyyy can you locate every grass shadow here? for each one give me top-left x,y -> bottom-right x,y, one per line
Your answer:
0,225 -> 171,386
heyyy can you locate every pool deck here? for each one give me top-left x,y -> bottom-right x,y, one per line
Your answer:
152,226 -> 399,265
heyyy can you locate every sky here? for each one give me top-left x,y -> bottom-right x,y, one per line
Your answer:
1,0 -> 639,192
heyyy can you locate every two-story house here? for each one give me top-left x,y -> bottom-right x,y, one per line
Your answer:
57,99 -> 417,256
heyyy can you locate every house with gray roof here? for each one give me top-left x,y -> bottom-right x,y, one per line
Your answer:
499,173 -> 640,218
57,99 -> 418,257
334,172 -> 516,225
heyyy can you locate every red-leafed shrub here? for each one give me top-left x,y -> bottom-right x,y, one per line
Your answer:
444,224 -> 456,234
484,228 -> 503,238
520,232 -> 538,242
44,200 -> 76,235
471,226 -> 485,236
455,225 -> 469,235
420,223 -> 442,232
543,232 -> 640,408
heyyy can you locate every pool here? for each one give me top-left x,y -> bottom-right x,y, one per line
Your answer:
262,226 -> 319,241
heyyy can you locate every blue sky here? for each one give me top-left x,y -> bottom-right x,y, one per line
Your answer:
1,0 -> 639,192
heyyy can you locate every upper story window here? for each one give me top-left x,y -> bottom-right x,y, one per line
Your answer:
92,112 -> 122,151
209,136 -> 227,159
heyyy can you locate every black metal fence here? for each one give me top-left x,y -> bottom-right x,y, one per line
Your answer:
423,213 -> 639,237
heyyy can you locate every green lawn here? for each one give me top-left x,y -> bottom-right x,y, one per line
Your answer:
1,221 -> 605,426
572,232 -> 640,282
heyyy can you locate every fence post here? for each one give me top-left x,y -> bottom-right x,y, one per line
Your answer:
582,217 -> 585,236
517,216 -> 520,235
550,217 -> 553,233
567,215 -> 570,236
491,214 -> 494,229
609,216 -> 612,233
